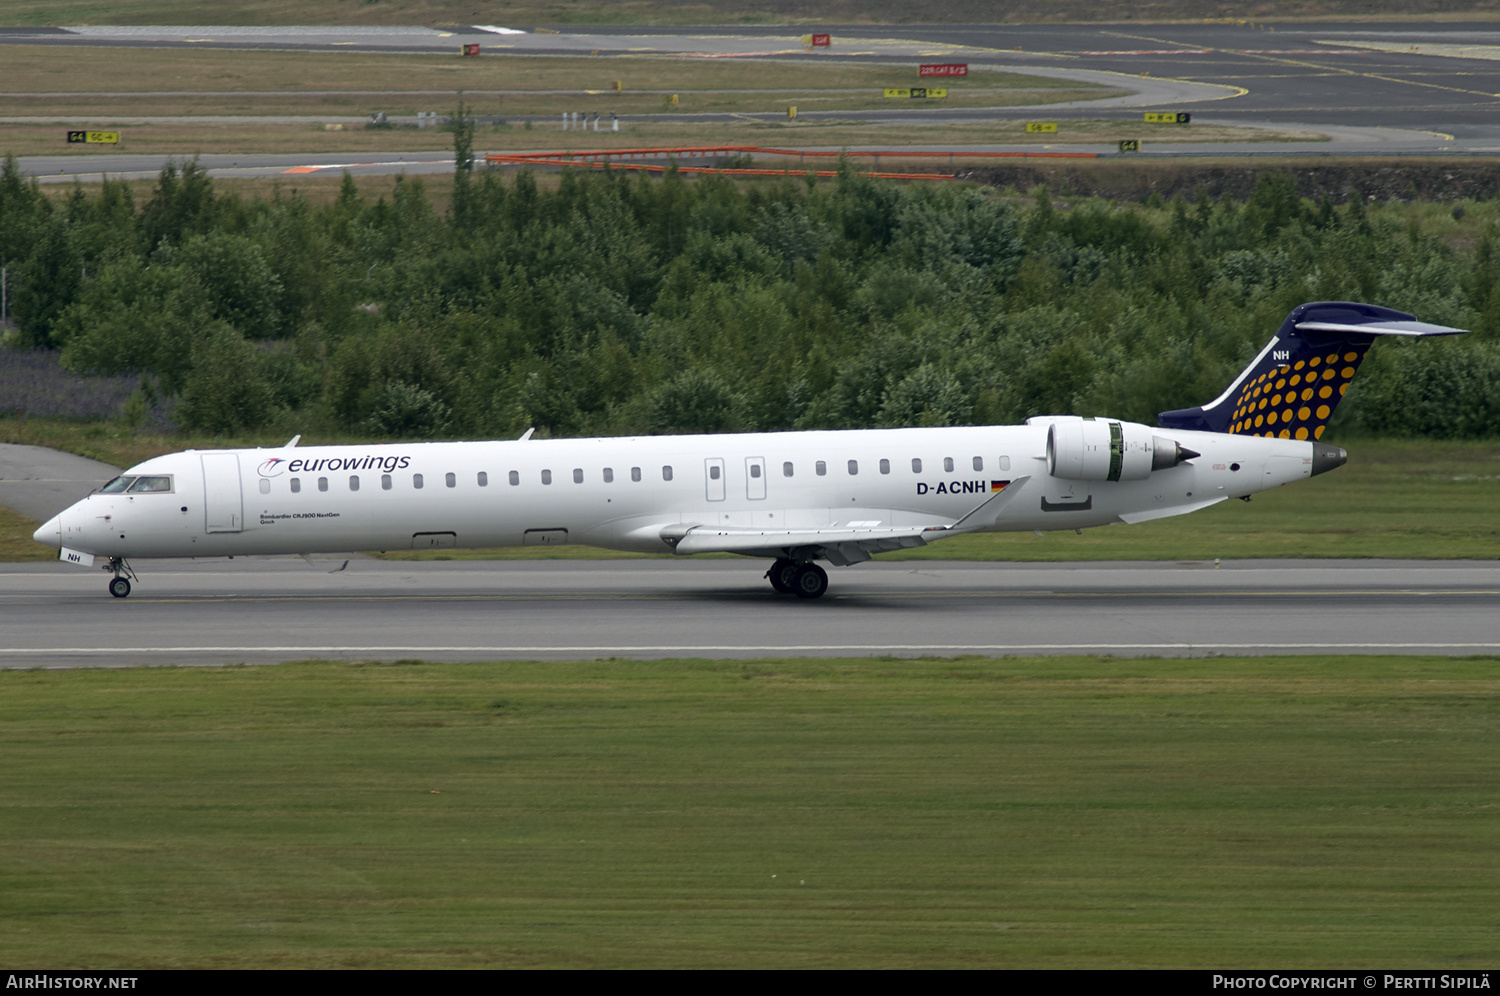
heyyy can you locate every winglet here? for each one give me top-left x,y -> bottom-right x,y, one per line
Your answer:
936,476 -> 1031,535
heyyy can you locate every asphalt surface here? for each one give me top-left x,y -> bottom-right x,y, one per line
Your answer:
1,557 -> 1495,668
9,19 -> 1500,182
0,443 -> 119,523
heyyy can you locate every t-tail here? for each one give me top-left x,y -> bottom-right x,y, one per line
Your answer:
1158,301 -> 1466,439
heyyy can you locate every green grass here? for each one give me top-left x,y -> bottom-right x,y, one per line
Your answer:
1,655 -> 1497,968
0,503 -> 50,562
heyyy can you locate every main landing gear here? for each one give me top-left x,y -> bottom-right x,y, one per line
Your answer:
765,558 -> 829,599
103,557 -> 136,598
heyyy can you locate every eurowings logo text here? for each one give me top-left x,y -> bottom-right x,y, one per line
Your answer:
258,455 -> 412,477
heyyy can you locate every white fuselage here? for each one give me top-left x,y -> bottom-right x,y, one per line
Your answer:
35,423 -> 1317,563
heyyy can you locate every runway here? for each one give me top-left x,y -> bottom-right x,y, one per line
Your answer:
10,18 -> 1500,182
1,558 -> 1494,667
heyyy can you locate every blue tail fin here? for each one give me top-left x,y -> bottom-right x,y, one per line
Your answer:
1158,301 -> 1465,438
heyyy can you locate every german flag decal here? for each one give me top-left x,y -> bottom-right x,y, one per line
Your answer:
991,480 -> 1012,492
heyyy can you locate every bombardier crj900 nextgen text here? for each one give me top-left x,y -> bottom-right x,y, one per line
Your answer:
34,302 -> 1464,599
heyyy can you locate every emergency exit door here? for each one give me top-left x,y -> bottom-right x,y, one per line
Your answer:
745,456 -> 766,499
705,457 -> 726,501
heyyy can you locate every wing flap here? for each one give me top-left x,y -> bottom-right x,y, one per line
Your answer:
671,525 -> 936,558
666,476 -> 1031,564
1117,496 -> 1226,525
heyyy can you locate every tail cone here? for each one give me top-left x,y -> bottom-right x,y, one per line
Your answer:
1310,442 -> 1347,477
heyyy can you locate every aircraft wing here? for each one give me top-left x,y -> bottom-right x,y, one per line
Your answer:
663,476 -> 1030,565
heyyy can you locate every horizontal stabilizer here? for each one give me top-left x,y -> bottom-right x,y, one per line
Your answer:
1294,319 -> 1466,337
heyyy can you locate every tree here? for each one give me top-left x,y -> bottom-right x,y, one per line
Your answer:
451,98 -> 475,229
175,324 -> 274,433
10,215 -> 80,348
139,158 -> 218,249
643,368 -> 739,434
176,232 -> 283,337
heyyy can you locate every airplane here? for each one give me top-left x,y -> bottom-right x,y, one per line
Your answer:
32,301 -> 1464,599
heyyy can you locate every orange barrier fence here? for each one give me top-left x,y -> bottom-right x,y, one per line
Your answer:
483,145 -> 1099,181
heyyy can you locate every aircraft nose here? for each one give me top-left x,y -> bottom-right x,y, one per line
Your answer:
33,512 -> 62,549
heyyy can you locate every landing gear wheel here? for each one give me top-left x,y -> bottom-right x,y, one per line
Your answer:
791,563 -> 828,600
766,558 -> 797,594
108,577 -> 132,599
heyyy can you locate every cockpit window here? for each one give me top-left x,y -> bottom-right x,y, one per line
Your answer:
126,476 -> 173,493
100,476 -> 135,493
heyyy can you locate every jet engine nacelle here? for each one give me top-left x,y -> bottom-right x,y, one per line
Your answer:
1045,417 -> 1198,482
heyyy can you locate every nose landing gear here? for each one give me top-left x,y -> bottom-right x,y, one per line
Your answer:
102,557 -> 137,598
765,558 -> 828,599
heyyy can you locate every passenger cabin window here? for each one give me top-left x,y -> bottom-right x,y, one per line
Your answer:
999,456 -> 1011,471
943,457 -> 955,472
477,472 -> 488,487
816,461 -> 827,476
750,464 -> 762,479
973,456 -> 984,471
349,476 -> 360,491
318,477 -> 328,492
259,479 -> 270,495
911,458 -> 922,473
382,475 -> 392,490
509,471 -> 520,486
603,468 -> 614,483
446,472 -> 456,488
847,460 -> 858,476
709,466 -> 721,480
413,474 -> 424,489
541,470 -> 552,485
662,466 -> 673,482
574,468 -> 584,484
290,478 -> 301,493
879,459 -> 890,475
631,467 -> 642,482
128,476 -> 173,493
783,462 -> 794,477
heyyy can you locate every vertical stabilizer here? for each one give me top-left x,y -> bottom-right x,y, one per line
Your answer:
1158,302 -> 1465,438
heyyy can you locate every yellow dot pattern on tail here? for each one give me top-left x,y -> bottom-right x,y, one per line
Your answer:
1227,347 -> 1368,439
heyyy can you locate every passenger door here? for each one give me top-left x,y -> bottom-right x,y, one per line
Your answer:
201,453 -> 243,533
